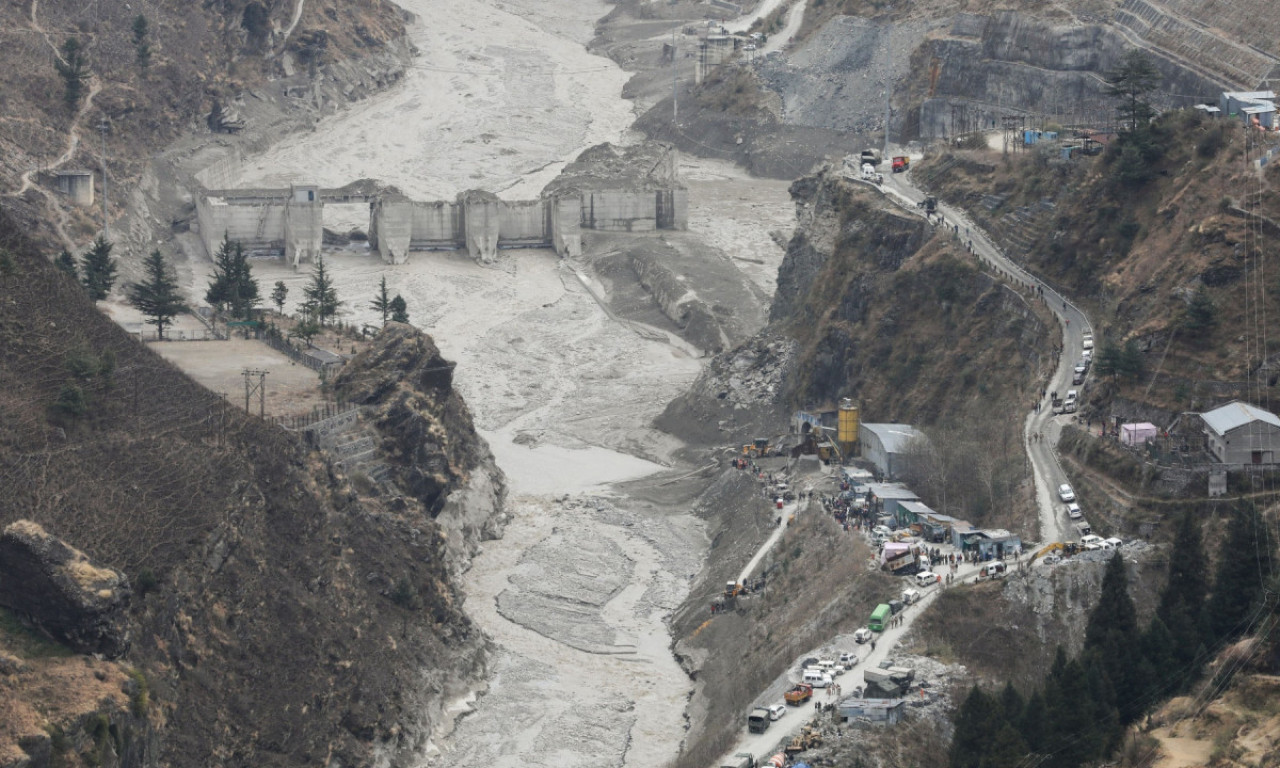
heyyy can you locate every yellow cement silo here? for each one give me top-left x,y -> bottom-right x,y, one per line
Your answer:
838,398 -> 859,455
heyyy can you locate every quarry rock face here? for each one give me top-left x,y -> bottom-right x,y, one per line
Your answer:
0,520 -> 131,658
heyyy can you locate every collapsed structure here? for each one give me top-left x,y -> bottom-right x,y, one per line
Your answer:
194,143 -> 688,267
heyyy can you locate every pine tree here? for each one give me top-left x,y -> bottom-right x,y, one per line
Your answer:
54,249 -> 78,277
271,280 -> 289,315
984,722 -> 1030,768
999,682 -> 1024,726
80,236 -> 117,300
389,294 -> 409,324
126,251 -> 187,340
1019,689 -> 1048,752
1155,511 -> 1211,683
54,38 -> 90,110
1044,651 -> 1102,768
1085,553 -> 1149,725
1105,49 -> 1161,133
132,15 -> 151,69
205,235 -> 260,319
1209,502 -> 1276,641
1094,341 -> 1121,380
951,686 -> 999,768
371,276 -> 392,324
1182,289 -> 1217,337
302,256 -> 342,327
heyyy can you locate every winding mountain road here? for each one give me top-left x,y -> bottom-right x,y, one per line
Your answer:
877,158 -> 1093,546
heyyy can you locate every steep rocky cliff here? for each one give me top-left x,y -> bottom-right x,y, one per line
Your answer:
0,211 -> 502,767
333,323 -> 507,572
663,169 -> 1052,446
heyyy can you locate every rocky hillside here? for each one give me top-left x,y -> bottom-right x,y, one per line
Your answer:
0,0 -> 412,248
0,211 -> 503,767
919,109 -> 1280,422
661,170 -> 1053,529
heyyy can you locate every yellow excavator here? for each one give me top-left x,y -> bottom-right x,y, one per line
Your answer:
1028,541 -> 1080,566
741,438 -> 772,458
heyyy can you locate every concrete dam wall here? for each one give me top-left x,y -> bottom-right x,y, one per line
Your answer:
194,144 -> 689,268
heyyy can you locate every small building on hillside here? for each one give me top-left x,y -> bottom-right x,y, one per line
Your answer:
860,423 -> 924,480
954,527 -> 1021,558
864,483 -> 920,520
1201,401 -> 1280,465
838,698 -> 906,726
1220,91 -> 1278,129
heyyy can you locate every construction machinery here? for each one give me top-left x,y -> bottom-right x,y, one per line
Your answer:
785,683 -> 814,705
784,725 -> 823,757
1027,541 -> 1080,566
724,581 -> 744,599
860,148 -> 882,166
741,438 -> 773,458
863,665 -> 915,697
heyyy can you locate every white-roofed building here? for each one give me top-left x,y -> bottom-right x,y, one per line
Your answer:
859,423 -> 924,480
1201,401 -> 1280,465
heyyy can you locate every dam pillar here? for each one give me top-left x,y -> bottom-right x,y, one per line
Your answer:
370,199 -> 413,265
460,190 -> 500,264
284,185 -> 323,269
549,195 -> 581,257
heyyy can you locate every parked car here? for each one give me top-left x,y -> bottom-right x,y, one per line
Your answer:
1080,534 -> 1103,548
839,652 -> 857,666
915,571 -> 938,588
1042,553 -> 1063,565
1104,537 -> 1123,549
767,704 -> 787,721
1058,483 -> 1076,502
854,628 -> 874,644
1082,333 -> 1094,350
1067,503 -> 1082,519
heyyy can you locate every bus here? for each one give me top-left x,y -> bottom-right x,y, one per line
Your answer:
869,603 -> 892,632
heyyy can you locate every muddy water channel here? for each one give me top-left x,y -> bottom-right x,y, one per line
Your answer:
222,1 -> 796,765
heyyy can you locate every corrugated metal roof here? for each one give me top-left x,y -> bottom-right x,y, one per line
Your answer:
898,500 -> 936,516
1202,401 -> 1280,435
861,423 -> 924,454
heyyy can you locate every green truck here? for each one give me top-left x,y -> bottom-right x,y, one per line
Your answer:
869,603 -> 892,632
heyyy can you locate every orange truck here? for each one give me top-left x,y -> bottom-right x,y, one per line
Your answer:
785,683 -> 814,705
892,156 -> 910,173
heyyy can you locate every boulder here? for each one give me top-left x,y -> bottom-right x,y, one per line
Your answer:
0,520 -> 131,658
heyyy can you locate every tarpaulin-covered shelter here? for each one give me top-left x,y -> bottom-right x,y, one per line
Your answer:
1120,422 -> 1159,446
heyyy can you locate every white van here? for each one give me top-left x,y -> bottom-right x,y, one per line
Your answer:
802,669 -> 832,688
915,572 -> 938,588
1080,534 -> 1103,549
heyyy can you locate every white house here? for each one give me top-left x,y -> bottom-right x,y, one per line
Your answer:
1201,401 -> 1280,465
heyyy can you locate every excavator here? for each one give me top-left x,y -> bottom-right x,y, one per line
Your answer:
1027,541 -> 1081,566
785,725 -> 823,756
741,438 -> 773,458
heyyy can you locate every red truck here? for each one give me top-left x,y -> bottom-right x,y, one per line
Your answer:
891,155 -> 910,173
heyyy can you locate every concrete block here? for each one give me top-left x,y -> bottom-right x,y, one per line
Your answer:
55,171 -> 94,207
372,200 -> 414,264
549,195 -> 581,257
461,190 -> 501,264
284,199 -> 324,268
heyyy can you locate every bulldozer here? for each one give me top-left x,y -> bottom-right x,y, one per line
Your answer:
784,725 -> 823,756
741,438 -> 772,458
724,581 -> 745,599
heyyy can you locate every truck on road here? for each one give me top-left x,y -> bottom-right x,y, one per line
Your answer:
747,707 -> 772,733
863,664 -> 915,697
892,155 -> 910,172
721,753 -> 758,768
785,683 -> 814,705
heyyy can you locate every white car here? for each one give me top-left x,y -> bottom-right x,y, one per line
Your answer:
1082,335 -> 1094,350
854,628 -> 874,644
839,652 -> 858,667
767,704 -> 787,721
1058,484 -> 1076,502
915,571 -> 938,588
1066,503 -> 1082,519
1104,537 -> 1123,549
1042,553 -> 1063,565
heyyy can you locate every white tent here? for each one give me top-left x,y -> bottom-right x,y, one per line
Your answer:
1120,422 -> 1158,446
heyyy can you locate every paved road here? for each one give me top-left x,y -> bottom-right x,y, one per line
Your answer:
876,161 -> 1093,546
726,556 -> 988,764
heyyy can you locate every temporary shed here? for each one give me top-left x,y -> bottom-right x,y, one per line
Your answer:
1120,422 -> 1159,446
837,698 -> 906,725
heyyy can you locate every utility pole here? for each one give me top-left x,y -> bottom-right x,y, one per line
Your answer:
98,117 -> 109,238
242,369 -> 268,417
672,26 -> 678,123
